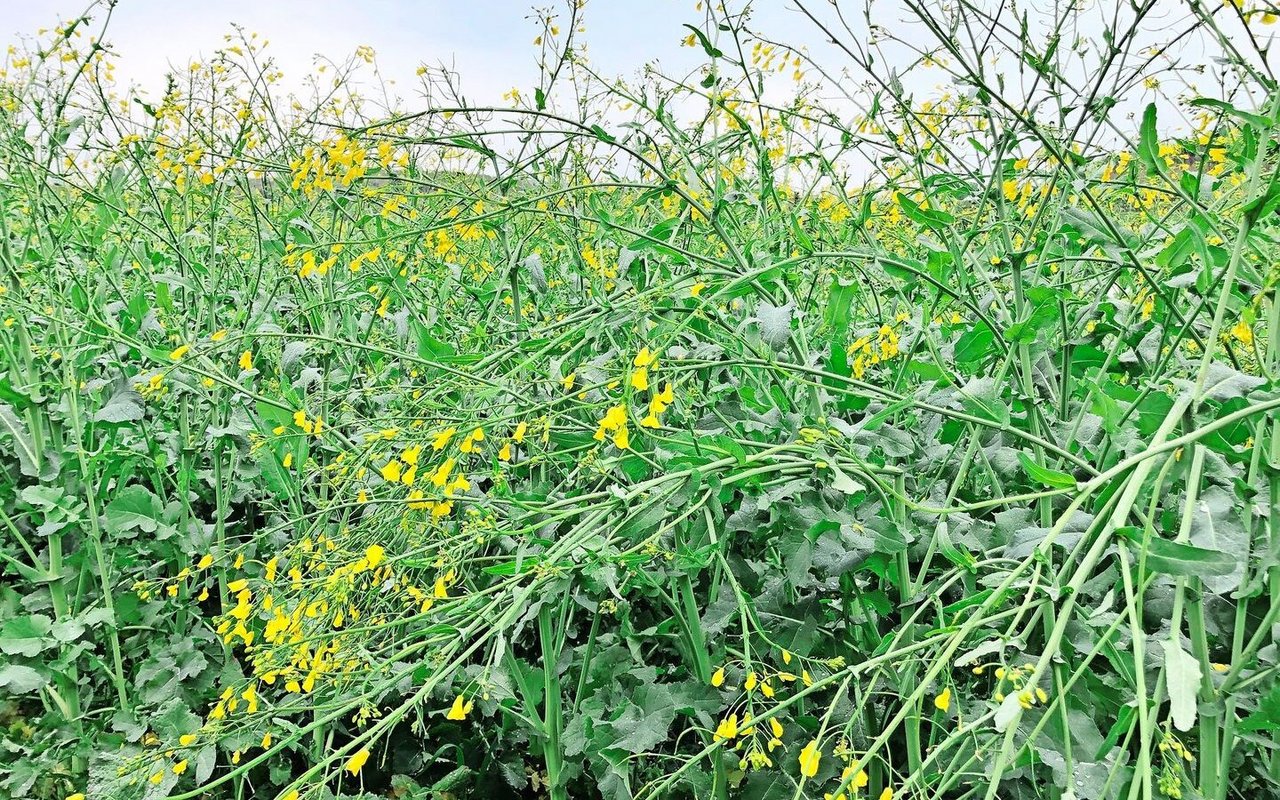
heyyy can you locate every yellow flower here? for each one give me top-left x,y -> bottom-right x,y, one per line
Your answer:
179,733 -> 198,746
238,350 -> 253,371
631,366 -> 649,391
170,344 -> 191,360
262,732 -> 272,748
798,738 -> 822,777
197,555 -> 214,570
432,427 -> 457,450
512,421 -> 528,442
1231,319 -> 1253,345
744,671 -> 758,692
561,372 -> 575,391
210,329 -> 228,342
934,686 -> 952,712
446,695 -> 473,720
149,771 -> 164,785
227,579 -> 248,592
345,747 -> 370,775
769,717 -> 784,738
633,347 -> 658,368
379,460 -> 403,483
431,458 -> 456,487
879,789 -> 894,800
841,765 -> 869,788
66,795 -> 86,800
499,442 -> 512,461
173,759 -> 188,775
710,666 -> 725,687
365,544 -> 385,568
713,713 -> 738,741
459,427 -> 484,453
691,281 -> 707,297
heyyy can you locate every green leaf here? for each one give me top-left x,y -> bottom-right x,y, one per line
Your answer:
104,485 -> 162,536
1188,97 -> 1271,129
1163,640 -> 1200,732
0,403 -> 39,477
0,614 -> 53,657
827,464 -> 865,495
0,664 -> 47,694
1118,529 -> 1237,577
956,376 -> 1010,426
681,24 -> 723,58
1017,451 -> 1077,489
1137,102 -> 1160,174
93,389 -> 145,424
1240,684 -> 1280,732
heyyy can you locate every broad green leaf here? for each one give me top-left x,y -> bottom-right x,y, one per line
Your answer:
1017,451 -> 1077,489
1163,639 -> 1200,732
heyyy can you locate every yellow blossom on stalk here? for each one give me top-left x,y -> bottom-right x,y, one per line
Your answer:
197,555 -> 213,569
744,672 -> 758,692
499,442 -> 512,461
710,666 -> 725,687
365,545 -> 385,568
447,695 -> 473,720
345,748 -> 370,775
170,344 -> 191,360
879,789 -> 894,800
1231,319 -> 1253,345
594,404 -> 630,449
934,687 -> 952,712
238,350 -> 253,370
432,427 -> 456,450
562,372 -> 576,391
179,733 -> 198,746
210,329 -> 228,342
634,347 -> 658,368
431,458 -> 456,487
173,760 -> 188,775
379,459 -> 403,483
513,421 -> 528,442
691,281 -> 706,297
459,427 -> 484,453
842,765 -> 869,788
798,738 -> 822,777
714,713 -> 738,741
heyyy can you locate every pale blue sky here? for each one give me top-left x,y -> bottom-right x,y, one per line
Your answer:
0,0 -> 822,104
0,0 -> 1255,143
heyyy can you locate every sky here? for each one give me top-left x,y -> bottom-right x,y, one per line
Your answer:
0,0 -> 824,106
0,0 -> 1261,154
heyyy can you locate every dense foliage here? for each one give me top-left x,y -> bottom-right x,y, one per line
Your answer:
4,1 -> 1280,799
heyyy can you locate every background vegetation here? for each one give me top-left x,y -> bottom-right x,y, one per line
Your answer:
3,1 -> 1280,798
